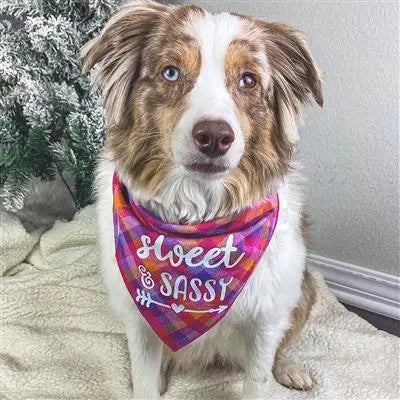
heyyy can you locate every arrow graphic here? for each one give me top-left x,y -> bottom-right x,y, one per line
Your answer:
184,305 -> 228,314
136,289 -> 170,309
136,289 -> 228,314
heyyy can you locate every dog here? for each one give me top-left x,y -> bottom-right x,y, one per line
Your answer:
82,1 -> 323,398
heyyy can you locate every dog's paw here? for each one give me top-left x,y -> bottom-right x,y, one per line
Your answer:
273,355 -> 313,391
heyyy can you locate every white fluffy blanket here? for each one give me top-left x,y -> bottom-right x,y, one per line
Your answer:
1,206 -> 399,399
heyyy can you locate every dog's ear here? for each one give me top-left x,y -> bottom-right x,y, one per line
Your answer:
262,23 -> 323,144
81,0 -> 171,129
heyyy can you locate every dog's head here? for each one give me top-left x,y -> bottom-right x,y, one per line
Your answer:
82,0 -> 322,213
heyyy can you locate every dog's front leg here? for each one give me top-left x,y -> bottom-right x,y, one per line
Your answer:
125,317 -> 163,400
242,316 -> 288,399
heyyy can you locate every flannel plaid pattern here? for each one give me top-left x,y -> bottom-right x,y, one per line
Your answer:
113,174 -> 279,351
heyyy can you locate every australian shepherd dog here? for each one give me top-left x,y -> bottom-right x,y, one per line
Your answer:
82,1 -> 323,398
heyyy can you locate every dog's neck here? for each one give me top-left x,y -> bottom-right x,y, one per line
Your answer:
126,169 -> 280,225
132,172 -> 227,224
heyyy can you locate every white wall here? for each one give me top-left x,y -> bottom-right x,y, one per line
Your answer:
179,0 -> 399,276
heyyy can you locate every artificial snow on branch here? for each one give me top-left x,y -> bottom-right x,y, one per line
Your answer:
0,0 -> 119,211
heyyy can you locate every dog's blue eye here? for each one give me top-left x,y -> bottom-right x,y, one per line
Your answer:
239,73 -> 257,89
162,66 -> 180,82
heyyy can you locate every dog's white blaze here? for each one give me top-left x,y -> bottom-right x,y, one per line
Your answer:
171,13 -> 245,170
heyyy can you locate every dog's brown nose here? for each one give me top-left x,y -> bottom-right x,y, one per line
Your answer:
192,120 -> 235,158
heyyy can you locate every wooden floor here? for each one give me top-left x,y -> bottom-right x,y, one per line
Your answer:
343,303 -> 400,337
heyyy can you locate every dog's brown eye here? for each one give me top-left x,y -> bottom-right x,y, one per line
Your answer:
162,66 -> 181,82
239,73 -> 257,89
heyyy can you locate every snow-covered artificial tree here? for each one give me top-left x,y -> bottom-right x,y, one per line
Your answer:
0,0 -> 121,212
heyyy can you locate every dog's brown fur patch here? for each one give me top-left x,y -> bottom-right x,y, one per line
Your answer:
222,35 -> 290,211
83,2 -> 203,196
278,269 -> 316,350
218,20 -> 322,211
272,269 -> 316,390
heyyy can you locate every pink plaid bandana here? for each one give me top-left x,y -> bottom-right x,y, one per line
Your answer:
113,174 -> 279,351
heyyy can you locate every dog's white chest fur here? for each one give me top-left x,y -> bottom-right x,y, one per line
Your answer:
96,156 -> 306,370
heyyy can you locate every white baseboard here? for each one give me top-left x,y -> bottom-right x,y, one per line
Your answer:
307,254 -> 400,321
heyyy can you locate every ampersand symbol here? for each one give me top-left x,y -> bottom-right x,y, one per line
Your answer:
138,265 -> 154,289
